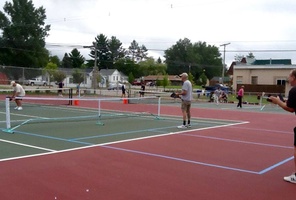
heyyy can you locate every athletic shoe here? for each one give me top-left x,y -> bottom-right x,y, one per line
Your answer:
284,173 -> 296,184
17,107 -> 23,110
14,106 -> 18,110
177,125 -> 187,129
187,124 -> 191,128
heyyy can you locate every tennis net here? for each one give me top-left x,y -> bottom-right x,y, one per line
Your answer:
2,95 -> 162,133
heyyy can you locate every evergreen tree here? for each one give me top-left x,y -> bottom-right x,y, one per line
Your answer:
69,48 -> 85,68
127,40 -> 148,62
61,53 -> 72,68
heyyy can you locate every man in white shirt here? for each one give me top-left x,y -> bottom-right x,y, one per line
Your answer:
11,81 -> 26,110
176,73 -> 192,128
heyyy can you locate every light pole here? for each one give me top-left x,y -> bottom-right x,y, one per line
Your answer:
220,43 -> 230,84
189,64 -> 191,74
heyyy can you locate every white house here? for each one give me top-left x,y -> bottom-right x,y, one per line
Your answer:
98,69 -> 128,86
51,68 -> 127,89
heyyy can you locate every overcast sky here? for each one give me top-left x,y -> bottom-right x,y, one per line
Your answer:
5,0 -> 296,67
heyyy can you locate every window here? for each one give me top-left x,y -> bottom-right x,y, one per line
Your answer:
236,76 -> 243,84
251,76 -> 258,85
276,79 -> 286,85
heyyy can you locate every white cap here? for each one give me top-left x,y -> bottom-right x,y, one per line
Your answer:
11,81 -> 16,86
179,72 -> 188,78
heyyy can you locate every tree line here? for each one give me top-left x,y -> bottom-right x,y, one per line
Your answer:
0,0 -> 226,86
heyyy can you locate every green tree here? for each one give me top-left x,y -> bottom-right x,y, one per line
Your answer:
69,48 -> 85,68
43,62 -> 57,86
90,34 -> 110,70
115,58 -> 141,78
108,36 -> 125,68
234,54 -> 245,62
164,38 -> 222,82
72,69 -> 84,84
188,72 -> 195,86
164,38 -> 195,75
86,34 -> 126,70
61,53 -> 72,68
162,74 -> 170,90
234,52 -> 255,63
138,58 -> 167,76
247,52 -> 255,59
157,57 -> 162,64
49,55 -> 61,66
0,0 -> 50,69
193,41 -> 222,80
53,70 -> 66,83
199,70 -> 207,86
128,72 -> 135,84
127,40 -> 148,62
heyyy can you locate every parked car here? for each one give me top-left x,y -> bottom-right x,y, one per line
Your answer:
24,78 -> 47,86
132,79 -> 142,86
204,84 -> 230,96
108,83 -> 123,90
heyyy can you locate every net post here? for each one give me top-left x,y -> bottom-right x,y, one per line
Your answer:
96,99 -> 104,125
156,96 -> 161,119
69,88 -> 73,105
259,92 -> 265,110
5,97 -> 11,129
2,97 -> 14,133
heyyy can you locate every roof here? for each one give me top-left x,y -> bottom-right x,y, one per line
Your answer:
234,64 -> 296,70
252,59 -> 291,65
99,69 -> 118,76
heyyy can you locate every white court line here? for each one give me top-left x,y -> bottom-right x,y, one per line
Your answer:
0,139 -> 56,152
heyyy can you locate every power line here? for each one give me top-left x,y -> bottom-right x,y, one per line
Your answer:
226,49 -> 296,53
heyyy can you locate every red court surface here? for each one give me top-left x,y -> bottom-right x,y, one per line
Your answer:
0,101 -> 296,199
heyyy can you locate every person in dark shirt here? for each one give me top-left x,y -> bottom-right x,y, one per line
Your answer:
140,82 -> 145,97
121,84 -> 126,98
269,69 -> 296,184
58,81 -> 64,97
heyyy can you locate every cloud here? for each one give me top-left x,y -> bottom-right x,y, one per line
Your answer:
4,0 -> 296,66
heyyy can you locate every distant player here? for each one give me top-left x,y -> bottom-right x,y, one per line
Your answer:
121,84 -> 126,98
58,81 -> 64,97
10,81 -> 26,110
140,82 -> 145,97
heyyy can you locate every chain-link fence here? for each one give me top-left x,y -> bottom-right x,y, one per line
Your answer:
0,65 -> 90,86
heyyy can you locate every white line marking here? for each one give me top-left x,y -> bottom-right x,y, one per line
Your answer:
0,139 -> 56,152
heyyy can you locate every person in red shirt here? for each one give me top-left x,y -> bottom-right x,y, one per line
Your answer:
237,85 -> 244,108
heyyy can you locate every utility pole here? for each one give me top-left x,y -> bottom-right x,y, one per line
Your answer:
189,64 -> 191,74
84,42 -> 98,93
93,42 -> 98,93
220,43 -> 230,84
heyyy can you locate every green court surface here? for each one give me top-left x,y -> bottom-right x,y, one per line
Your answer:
0,100 -> 245,161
